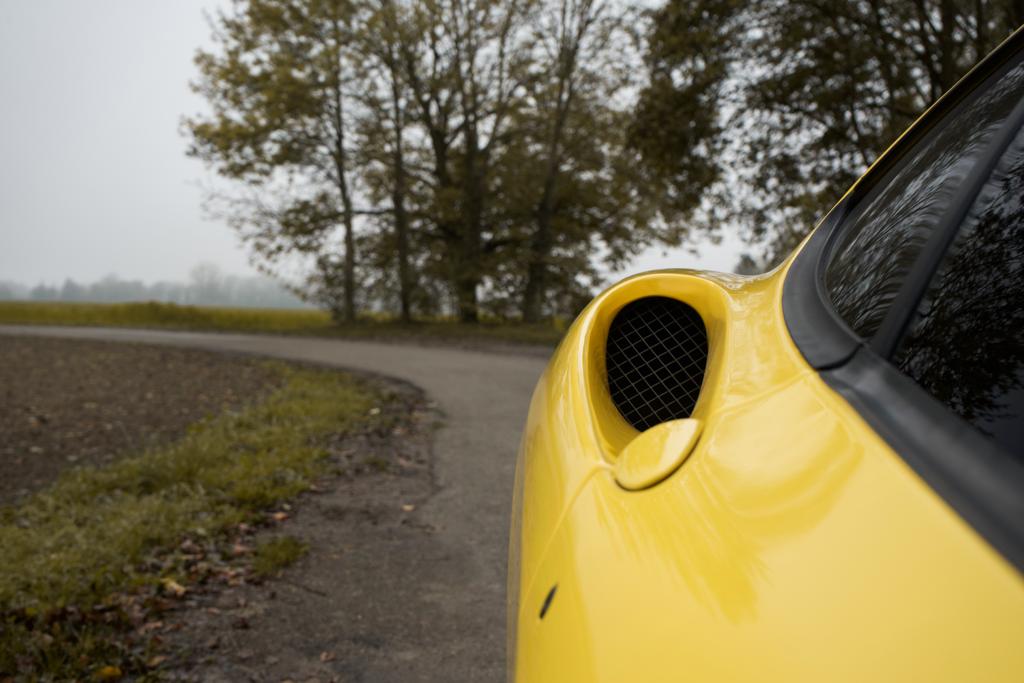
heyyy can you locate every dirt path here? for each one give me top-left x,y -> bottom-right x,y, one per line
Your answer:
0,325 -> 548,682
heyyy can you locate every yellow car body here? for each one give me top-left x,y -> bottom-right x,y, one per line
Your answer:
509,30 -> 1024,683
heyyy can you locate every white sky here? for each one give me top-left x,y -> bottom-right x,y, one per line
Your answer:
0,1 -> 741,289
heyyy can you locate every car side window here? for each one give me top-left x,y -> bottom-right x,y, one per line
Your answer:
893,129 -> 1024,460
825,55 -> 1024,340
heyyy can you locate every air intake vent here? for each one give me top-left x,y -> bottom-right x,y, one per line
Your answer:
605,296 -> 708,431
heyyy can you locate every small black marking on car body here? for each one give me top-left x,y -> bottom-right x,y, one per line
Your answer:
539,584 -> 557,619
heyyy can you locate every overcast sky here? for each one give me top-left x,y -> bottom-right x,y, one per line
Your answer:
0,1 -> 742,289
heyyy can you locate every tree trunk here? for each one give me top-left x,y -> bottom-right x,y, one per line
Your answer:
340,183 -> 357,324
330,18 -> 356,325
523,140 -> 561,322
1012,0 -> 1024,32
393,172 -> 412,324
333,104 -> 356,324
454,268 -> 479,323
521,213 -> 551,323
938,0 -> 958,91
522,41 -> 575,323
457,126 -> 485,324
389,69 -> 413,324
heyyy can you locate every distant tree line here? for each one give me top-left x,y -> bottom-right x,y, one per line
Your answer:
187,0 -> 1024,322
0,263 -> 309,309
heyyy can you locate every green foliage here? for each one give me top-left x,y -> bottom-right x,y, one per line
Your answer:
629,0 -> 741,218
188,0 -> 363,322
187,0 -> 686,324
0,300 -> 564,345
0,362 -> 375,677
251,536 -> 310,577
634,0 -> 1024,268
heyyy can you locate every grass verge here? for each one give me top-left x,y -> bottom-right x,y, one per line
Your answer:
251,536 -> 310,579
0,362 -> 377,679
0,301 -> 564,346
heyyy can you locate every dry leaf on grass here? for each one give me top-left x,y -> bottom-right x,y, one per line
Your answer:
146,655 -> 169,668
94,665 -> 123,680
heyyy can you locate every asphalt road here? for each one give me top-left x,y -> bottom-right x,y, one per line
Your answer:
0,325 -> 548,681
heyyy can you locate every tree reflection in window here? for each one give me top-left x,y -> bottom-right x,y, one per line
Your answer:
825,57 -> 1024,340
895,131 -> 1024,459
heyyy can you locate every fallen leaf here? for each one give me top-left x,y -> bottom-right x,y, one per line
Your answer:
160,578 -> 186,597
271,511 -> 289,522
180,539 -> 202,554
94,665 -> 123,680
139,620 -> 163,634
146,655 -> 168,668
319,651 -> 336,662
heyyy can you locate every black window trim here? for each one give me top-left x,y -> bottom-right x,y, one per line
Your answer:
782,27 -> 1024,573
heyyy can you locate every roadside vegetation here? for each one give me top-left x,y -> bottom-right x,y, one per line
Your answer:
0,301 -> 564,346
181,0 -> 1022,325
251,536 -> 311,579
0,362 -> 380,679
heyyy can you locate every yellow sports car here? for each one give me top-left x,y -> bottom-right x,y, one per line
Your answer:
509,28 -> 1024,683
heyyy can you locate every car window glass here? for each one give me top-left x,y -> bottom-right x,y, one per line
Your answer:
894,127 -> 1024,460
825,54 -> 1024,339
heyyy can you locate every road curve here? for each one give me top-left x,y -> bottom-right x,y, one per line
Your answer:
0,325 -> 548,681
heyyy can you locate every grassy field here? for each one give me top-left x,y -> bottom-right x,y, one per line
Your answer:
0,362 -> 380,680
0,300 -> 565,346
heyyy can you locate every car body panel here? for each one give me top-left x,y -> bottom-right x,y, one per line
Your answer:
509,263 -> 1024,682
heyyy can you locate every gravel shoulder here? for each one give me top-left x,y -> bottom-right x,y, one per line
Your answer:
0,325 -> 548,681
163,375 -> 444,683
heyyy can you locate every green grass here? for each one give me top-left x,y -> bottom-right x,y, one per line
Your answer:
0,300 -> 564,346
251,536 -> 310,578
0,362 -> 377,679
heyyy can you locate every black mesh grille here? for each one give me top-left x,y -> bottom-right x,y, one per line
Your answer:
605,296 -> 708,431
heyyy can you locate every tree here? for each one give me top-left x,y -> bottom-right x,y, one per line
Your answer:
356,0 -> 418,322
29,284 -> 58,301
186,0 -> 364,322
634,0 -> 1024,269
59,279 -> 86,301
187,0 -> 704,323
519,0 -> 611,322
516,0 -> 681,321
382,0 -> 536,322
188,262 -> 227,305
